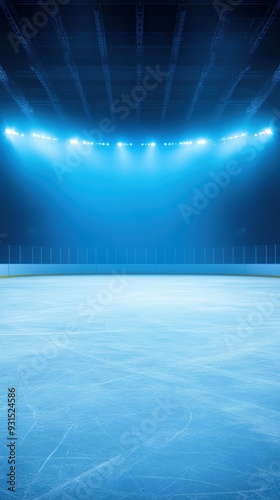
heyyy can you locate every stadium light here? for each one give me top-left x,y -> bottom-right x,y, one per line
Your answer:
32,133 -> 57,141
222,133 -> 247,142
3,125 -> 274,148
5,128 -> 19,136
254,128 -> 273,137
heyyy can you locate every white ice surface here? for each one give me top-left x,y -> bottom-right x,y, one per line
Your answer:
0,275 -> 279,499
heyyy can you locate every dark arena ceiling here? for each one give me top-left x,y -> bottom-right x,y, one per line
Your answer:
0,0 -> 280,140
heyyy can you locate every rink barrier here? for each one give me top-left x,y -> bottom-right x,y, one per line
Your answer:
0,263 -> 280,277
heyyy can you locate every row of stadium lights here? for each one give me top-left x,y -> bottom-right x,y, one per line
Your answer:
4,127 -> 273,147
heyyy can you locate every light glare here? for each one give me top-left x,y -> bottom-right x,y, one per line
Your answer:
3,126 -> 274,148
5,128 -> 19,136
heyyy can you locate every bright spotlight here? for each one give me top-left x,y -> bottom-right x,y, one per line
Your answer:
117,142 -> 123,147
33,133 -> 57,141
69,138 -> 78,145
150,142 -> 156,147
197,139 -> 207,145
5,128 -> 19,136
256,128 -> 273,137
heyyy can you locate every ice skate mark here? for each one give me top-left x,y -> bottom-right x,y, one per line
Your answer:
127,473 -> 148,499
18,420 -> 37,447
106,321 -> 131,357
167,489 -> 276,496
165,408 -> 193,442
60,345 -> 137,374
204,447 -> 242,475
154,475 -> 226,497
106,321 -> 116,340
33,453 -> 126,499
96,419 -> 126,454
0,491 -> 10,498
118,409 -> 193,479
17,371 -> 37,419
24,423 -> 75,498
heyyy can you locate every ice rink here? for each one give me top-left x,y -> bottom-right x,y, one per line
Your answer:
0,275 -> 279,499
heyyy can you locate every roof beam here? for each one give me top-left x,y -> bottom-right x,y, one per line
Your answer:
0,0 -> 63,118
51,13 -> 91,121
186,8 -> 230,121
0,65 -> 33,118
248,0 -> 280,56
160,0 -> 187,125
93,0 -> 114,122
246,63 -> 280,117
215,64 -> 251,117
136,0 -> 144,123
216,0 -> 280,117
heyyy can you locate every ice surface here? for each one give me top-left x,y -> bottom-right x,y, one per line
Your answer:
0,275 -> 279,499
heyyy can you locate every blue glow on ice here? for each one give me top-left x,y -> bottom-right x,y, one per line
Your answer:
0,275 -> 279,498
